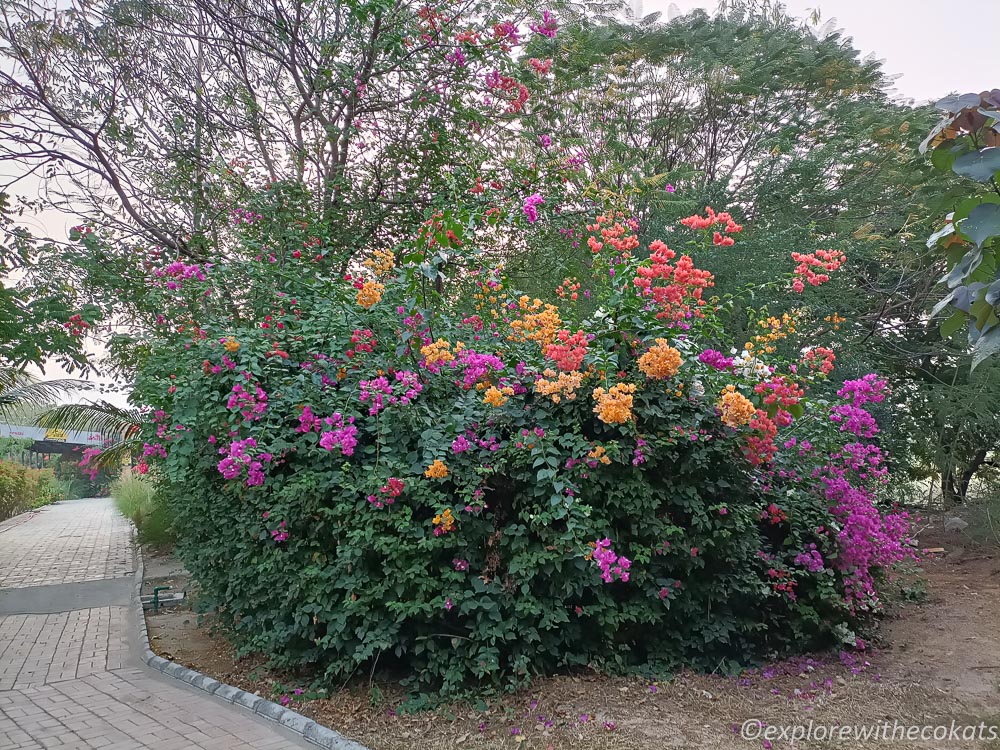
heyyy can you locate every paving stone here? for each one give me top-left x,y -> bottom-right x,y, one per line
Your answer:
0,498 -> 331,750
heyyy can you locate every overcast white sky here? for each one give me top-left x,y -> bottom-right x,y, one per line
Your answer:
643,0 -> 1000,103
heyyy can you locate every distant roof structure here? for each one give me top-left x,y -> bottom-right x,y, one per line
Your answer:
0,423 -> 103,454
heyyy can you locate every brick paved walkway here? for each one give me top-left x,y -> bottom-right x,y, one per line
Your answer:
0,498 -> 312,749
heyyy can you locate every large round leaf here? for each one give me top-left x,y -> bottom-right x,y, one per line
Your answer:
972,324 -> 1000,370
953,147 -> 1000,182
935,93 -> 982,112
961,203 -> 1000,247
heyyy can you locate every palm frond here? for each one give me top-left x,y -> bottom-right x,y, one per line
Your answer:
37,401 -> 144,444
0,370 -> 88,422
90,439 -> 143,470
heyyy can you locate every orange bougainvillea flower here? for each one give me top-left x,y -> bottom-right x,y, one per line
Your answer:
223,337 -> 240,353
633,240 -> 715,322
790,250 -> 846,293
535,368 -> 584,403
356,280 -> 384,309
483,385 -> 513,407
638,339 -> 683,379
587,445 -> 612,465
679,206 -> 742,234
592,383 -> 636,424
509,297 -> 562,346
717,385 -> 756,428
424,460 -> 449,479
362,248 -> 396,278
432,507 -> 455,536
421,339 -> 454,365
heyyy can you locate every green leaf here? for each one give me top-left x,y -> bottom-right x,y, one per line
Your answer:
952,148 -> 1000,182
960,203 -> 1000,247
972,325 -> 1000,370
951,283 -> 986,313
946,249 -> 983,289
926,222 -> 954,248
935,93 -> 981,113
930,146 -> 959,173
940,310 -> 966,338
985,279 -> 1000,306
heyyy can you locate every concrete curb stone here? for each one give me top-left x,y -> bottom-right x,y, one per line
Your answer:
132,543 -> 367,750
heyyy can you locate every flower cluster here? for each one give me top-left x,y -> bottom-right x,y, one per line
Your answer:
790,249 -> 846,293
318,413 -> 359,456
698,349 -> 733,370
534,368 -> 584,403
433,507 -> 456,535
592,383 -> 636,424
270,520 -> 289,543
679,206 -> 743,236
509,298 -> 562,345
363,249 -> 396,278
555,277 -> 580,300
754,376 -> 804,408
227,381 -> 268,421
425,459 -> 449,479
837,374 -> 887,407
587,445 -> 612,466
522,193 -> 545,223
347,329 -> 377,358
638,339 -> 683,379
421,338 -> 456,367
63,313 -> 90,337
591,538 -> 631,583
586,216 -> 640,257
485,70 -> 530,113
78,447 -> 102,481
356,280 -> 384,308
528,10 -> 557,37
217,438 -> 266,486
717,386 -> 756,428
802,346 -> 836,375
633,240 -> 714,322
359,370 -> 422,415
544,330 -> 588,371
456,349 -> 504,389
528,58 -> 552,76
368,477 -> 405,509
794,544 -> 825,573
483,385 -> 513,407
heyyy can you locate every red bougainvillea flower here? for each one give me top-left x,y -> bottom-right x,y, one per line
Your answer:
790,249 -> 846,292
528,58 -> 552,76
544,329 -> 588,371
633,240 -> 714,321
679,206 -> 742,234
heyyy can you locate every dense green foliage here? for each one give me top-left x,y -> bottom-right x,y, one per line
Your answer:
0,459 -> 64,521
131,193 -> 912,699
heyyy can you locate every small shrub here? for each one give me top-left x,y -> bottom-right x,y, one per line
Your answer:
0,460 -> 64,521
111,475 -> 175,545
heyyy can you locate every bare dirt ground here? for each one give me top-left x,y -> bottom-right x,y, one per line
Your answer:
144,519 -> 1000,749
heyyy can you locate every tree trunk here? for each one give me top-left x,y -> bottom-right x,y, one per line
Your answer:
942,449 -> 990,507
956,449 -> 989,505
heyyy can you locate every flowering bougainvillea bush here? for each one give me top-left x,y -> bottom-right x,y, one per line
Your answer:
132,183 -> 916,699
